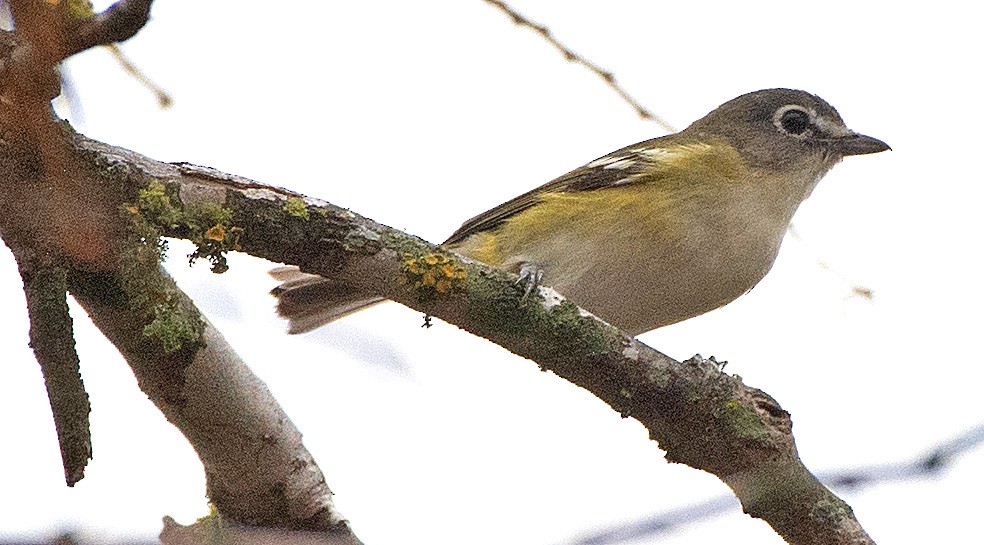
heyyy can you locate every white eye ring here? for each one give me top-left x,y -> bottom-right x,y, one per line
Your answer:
773,104 -> 815,137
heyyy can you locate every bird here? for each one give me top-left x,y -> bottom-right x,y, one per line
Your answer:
271,88 -> 889,336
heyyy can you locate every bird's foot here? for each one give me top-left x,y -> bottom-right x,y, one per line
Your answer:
516,262 -> 545,299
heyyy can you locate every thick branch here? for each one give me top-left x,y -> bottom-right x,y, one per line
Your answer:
62,132 -> 874,545
0,113 -> 359,543
0,3 -> 874,542
64,0 -> 156,58
6,0 -> 156,62
0,139 -> 362,540
0,7 -> 360,535
66,267 -> 361,542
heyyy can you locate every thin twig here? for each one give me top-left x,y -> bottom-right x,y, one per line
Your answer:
18,258 -> 91,486
104,43 -> 172,108
482,0 -> 676,132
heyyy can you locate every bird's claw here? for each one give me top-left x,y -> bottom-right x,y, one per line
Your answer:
517,262 -> 545,299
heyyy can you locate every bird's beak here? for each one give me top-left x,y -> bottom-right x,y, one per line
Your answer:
833,132 -> 892,156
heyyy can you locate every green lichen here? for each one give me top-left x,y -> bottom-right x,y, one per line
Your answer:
380,229 -> 431,257
126,181 -> 243,274
283,197 -> 310,220
196,503 -> 224,545
185,202 -> 242,273
67,0 -> 96,20
134,179 -> 181,228
460,265 -> 618,364
721,399 -> 769,441
119,181 -> 206,353
143,301 -> 205,353
540,298 -> 615,357
647,365 -> 671,389
810,496 -> 853,524
462,269 -> 534,337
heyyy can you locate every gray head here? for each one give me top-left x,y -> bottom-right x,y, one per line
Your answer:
684,89 -> 890,171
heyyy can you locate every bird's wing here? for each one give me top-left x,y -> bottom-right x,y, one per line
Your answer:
442,136 -> 704,245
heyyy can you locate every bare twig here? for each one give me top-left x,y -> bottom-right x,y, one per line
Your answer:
482,0 -> 675,132
104,43 -> 172,108
63,0 -> 171,108
17,255 -> 91,486
67,267 -> 360,540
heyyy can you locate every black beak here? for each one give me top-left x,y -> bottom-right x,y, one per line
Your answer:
834,133 -> 891,156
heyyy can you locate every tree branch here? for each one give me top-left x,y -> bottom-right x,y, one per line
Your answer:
0,23 -> 360,539
59,130 -> 874,545
0,4 -> 873,540
16,251 -> 91,486
65,266 -> 361,542
64,0 -> 156,58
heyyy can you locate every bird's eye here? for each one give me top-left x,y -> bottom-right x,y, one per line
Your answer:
777,107 -> 811,135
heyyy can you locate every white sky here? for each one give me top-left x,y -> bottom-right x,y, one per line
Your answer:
1,1 -> 982,544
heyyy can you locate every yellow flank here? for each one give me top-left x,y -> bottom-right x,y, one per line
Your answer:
516,188 -> 667,238
460,232 -> 503,266
450,139 -> 745,268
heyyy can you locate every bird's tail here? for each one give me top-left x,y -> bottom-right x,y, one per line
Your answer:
270,266 -> 384,334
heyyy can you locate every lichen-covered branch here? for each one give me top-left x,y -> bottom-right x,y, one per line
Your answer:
66,131 -> 874,545
0,4 -> 873,539
66,267 -> 361,542
16,252 -> 91,486
0,11 -> 358,535
0,128 -> 362,539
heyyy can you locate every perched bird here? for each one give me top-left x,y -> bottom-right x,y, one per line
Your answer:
272,89 -> 889,335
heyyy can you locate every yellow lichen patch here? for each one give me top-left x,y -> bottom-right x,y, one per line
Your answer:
185,203 -> 241,273
403,252 -> 468,299
204,225 -> 226,242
